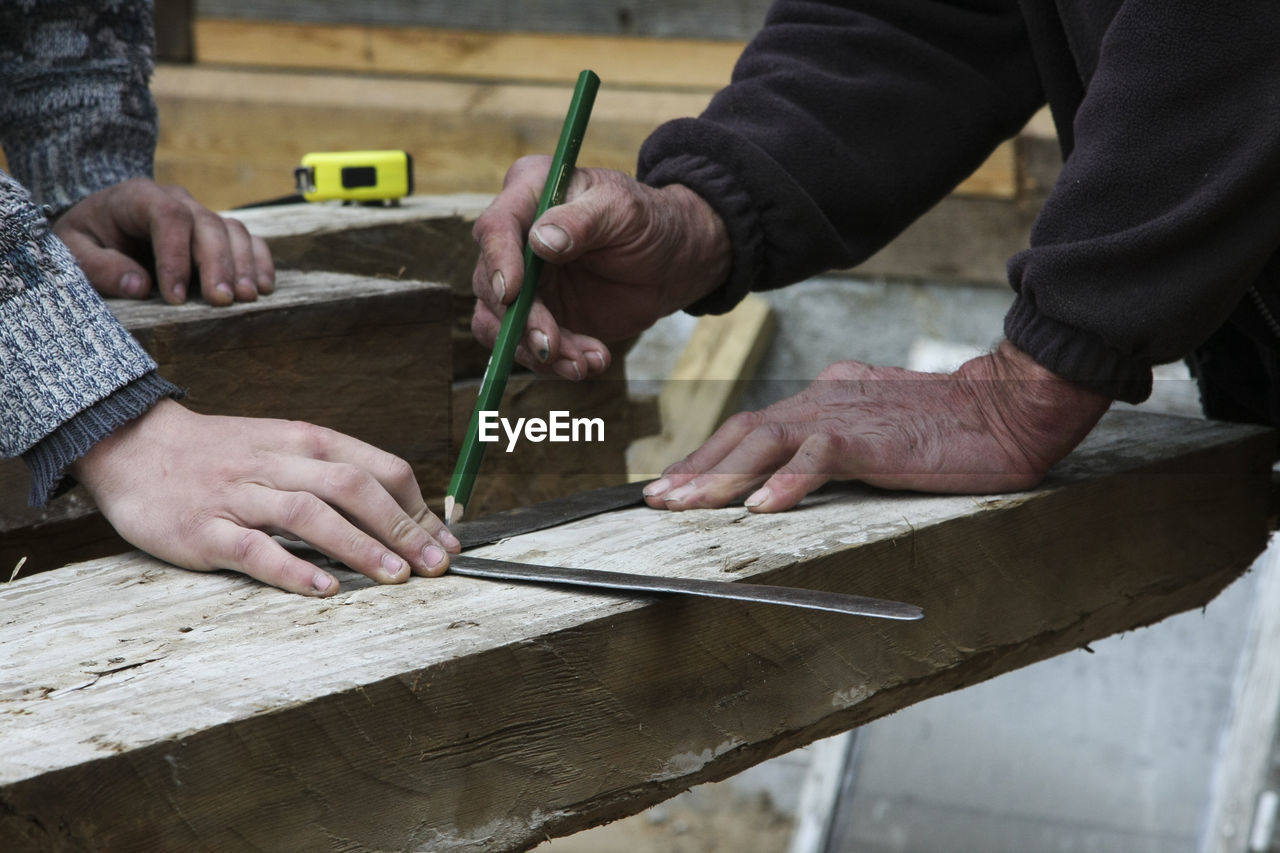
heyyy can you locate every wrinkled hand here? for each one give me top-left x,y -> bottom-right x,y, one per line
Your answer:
70,399 -> 460,596
642,342 -> 1111,511
53,177 -> 274,306
471,157 -> 730,380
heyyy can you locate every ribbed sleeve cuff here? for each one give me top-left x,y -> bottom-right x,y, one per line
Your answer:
22,372 -> 184,507
639,122 -> 764,317
1004,294 -> 1153,404
0,218 -> 161,455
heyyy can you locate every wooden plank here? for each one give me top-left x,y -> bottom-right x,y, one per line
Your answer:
0,411 -> 1271,851
193,18 -> 745,90
195,0 -> 774,40
0,270 -> 452,575
628,294 -> 776,479
151,65 -> 1019,211
151,64 -> 714,209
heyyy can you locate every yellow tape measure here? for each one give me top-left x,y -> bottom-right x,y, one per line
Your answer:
293,150 -> 413,203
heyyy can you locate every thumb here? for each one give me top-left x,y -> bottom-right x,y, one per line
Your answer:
61,234 -> 153,299
526,169 -> 632,264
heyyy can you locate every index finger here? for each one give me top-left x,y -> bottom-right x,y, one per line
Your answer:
472,156 -> 551,309
287,422 -> 460,551
145,190 -> 197,304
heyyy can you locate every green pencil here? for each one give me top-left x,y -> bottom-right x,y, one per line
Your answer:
445,69 -> 600,525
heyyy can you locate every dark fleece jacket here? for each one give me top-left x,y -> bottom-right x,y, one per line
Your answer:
638,0 -> 1280,404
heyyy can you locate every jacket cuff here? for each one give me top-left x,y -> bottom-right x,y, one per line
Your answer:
23,372 -> 184,507
1004,294 -> 1153,404
639,122 -> 764,317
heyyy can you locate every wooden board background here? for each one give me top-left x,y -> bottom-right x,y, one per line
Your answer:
195,0 -> 775,39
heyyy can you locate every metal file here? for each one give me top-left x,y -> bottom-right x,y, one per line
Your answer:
449,480 -> 923,621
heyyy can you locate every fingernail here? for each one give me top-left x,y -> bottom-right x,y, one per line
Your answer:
120,271 -> 145,297
745,487 -> 771,508
585,351 -> 605,373
172,282 -> 187,302
381,553 -> 407,580
643,478 -> 671,497
258,273 -> 274,292
555,360 -> 581,381
215,281 -> 234,300
531,329 -> 551,362
439,528 -> 460,550
238,276 -> 256,293
490,270 -> 506,303
665,483 -> 696,504
424,545 -> 447,569
312,571 -> 334,593
533,224 -> 571,254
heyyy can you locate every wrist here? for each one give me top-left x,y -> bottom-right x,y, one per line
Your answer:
69,397 -> 185,492
959,340 -> 1112,480
656,183 -> 731,310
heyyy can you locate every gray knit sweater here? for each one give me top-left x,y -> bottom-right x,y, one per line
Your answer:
0,0 -> 179,505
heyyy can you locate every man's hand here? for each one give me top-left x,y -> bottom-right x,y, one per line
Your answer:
70,399 -> 460,596
471,158 -> 731,380
642,342 -> 1111,511
53,178 -> 274,306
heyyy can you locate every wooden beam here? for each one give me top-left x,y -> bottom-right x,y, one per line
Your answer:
195,0 -> 775,41
193,18 -> 745,90
0,411 -> 1271,850
0,271 -> 452,575
151,64 -> 1020,211
628,294 -> 776,479
227,195 -> 492,374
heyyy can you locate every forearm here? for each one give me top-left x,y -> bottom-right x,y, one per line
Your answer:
0,0 -> 158,212
0,177 -> 170,501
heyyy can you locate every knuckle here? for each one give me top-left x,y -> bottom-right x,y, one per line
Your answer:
157,197 -> 193,227
289,420 -> 334,459
386,513 -> 426,548
323,462 -> 368,497
383,455 -> 417,490
754,419 -> 791,445
164,184 -> 196,203
233,528 -> 271,566
723,410 -> 764,433
343,527 -> 378,563
281,491 -> 324,529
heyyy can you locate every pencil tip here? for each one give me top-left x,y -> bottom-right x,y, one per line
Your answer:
444,497 -> 464,527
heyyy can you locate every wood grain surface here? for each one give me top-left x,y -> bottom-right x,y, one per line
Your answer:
0,411 -> 1271,851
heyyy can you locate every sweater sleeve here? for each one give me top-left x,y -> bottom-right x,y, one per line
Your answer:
1004,0 -> 1280,403
0,2 -> 180,505
0,0 -> 157,213
0,176 -> 178,503
637,0 -> 1045,315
